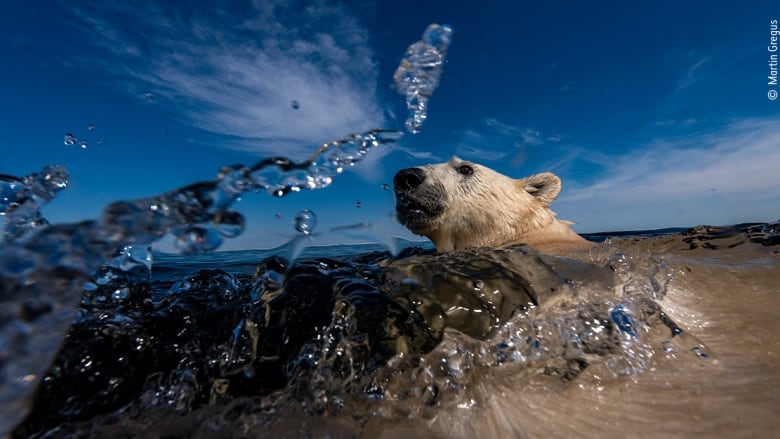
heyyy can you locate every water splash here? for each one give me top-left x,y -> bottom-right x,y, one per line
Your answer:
0,128 -> 401,436
394,23 -> 453,134
0,165 -> 68,242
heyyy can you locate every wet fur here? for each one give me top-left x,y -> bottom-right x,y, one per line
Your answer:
395,157 -> 592,254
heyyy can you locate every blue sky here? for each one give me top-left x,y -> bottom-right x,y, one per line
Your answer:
2,1 -> 779,251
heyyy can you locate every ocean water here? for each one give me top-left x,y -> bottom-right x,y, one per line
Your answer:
3,221 -> 780,438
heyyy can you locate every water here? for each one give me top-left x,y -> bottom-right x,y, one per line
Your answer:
0,128 -> 403,437
394,23 -> 453,134
5,224 -> 779,438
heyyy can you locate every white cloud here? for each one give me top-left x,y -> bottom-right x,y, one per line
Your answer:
67,0 -> 385,159
555,118 -> 780,231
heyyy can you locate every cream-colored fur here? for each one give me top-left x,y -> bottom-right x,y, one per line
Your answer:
394,157 -> 593,254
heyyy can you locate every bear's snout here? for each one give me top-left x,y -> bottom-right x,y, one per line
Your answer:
393,167 -> 426,193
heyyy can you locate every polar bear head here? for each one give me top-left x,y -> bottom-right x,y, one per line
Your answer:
393,157 -> 589,253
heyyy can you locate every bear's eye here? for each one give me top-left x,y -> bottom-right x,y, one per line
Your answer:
456,164 -> 474,176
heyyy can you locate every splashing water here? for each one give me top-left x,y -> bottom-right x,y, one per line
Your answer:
0,165 -> 68,242
394,23 -> 453,134
0,128 -> 401,436
0,22 -> 454,435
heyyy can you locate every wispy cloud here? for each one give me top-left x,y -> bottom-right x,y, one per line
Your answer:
653,118 -> 700,128
675,53 -> 713,90
555,118 -> 780,231
66,0 -> 385,159
454,118 -> 554,162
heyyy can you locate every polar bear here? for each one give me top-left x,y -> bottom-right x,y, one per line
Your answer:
393,157 -> 593,254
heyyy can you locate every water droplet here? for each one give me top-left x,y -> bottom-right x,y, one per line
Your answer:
291,100 -> 300,109
293,209 -> 317,235
274,213 -> 282,219
64,133 -> 77,146
87,124 -> 95,131
79,139 -> 88,149
174,226 -> 223,253
215,211 -> 245,238
355,200 -> 362,208
394,23 -> 453,134
96,140 -> 104,145
381,183 -> 390,191
692,345 -> 711,359
112,287 -> 129,301
423,23 -> 453,49
144,92 -> 154,100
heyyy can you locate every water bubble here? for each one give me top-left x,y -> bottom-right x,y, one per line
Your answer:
291,100 -> 300,109
144,92 -> 154,101
87,124 -> 95,131
79,139 -> 88,149
293,209 -> 317,235
381,183 -> 390,191
64,133 -> 77,146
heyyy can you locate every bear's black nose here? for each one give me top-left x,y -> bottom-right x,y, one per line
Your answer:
393,167 -> 426,193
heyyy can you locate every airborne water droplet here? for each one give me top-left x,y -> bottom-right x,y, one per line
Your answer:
64,133 -> 77,146
381,183 -> 390,191
293,209 -> 317,235
145,92 -> 154,101
291,100 -> 300,110
174,226 -> 223,254
394,23 -> 453,134
355,200 -> 362,208
79,139 -> 88,149
87,124 -> 95,131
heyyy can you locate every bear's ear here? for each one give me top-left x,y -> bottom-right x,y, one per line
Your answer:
519,172 -> 561,204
